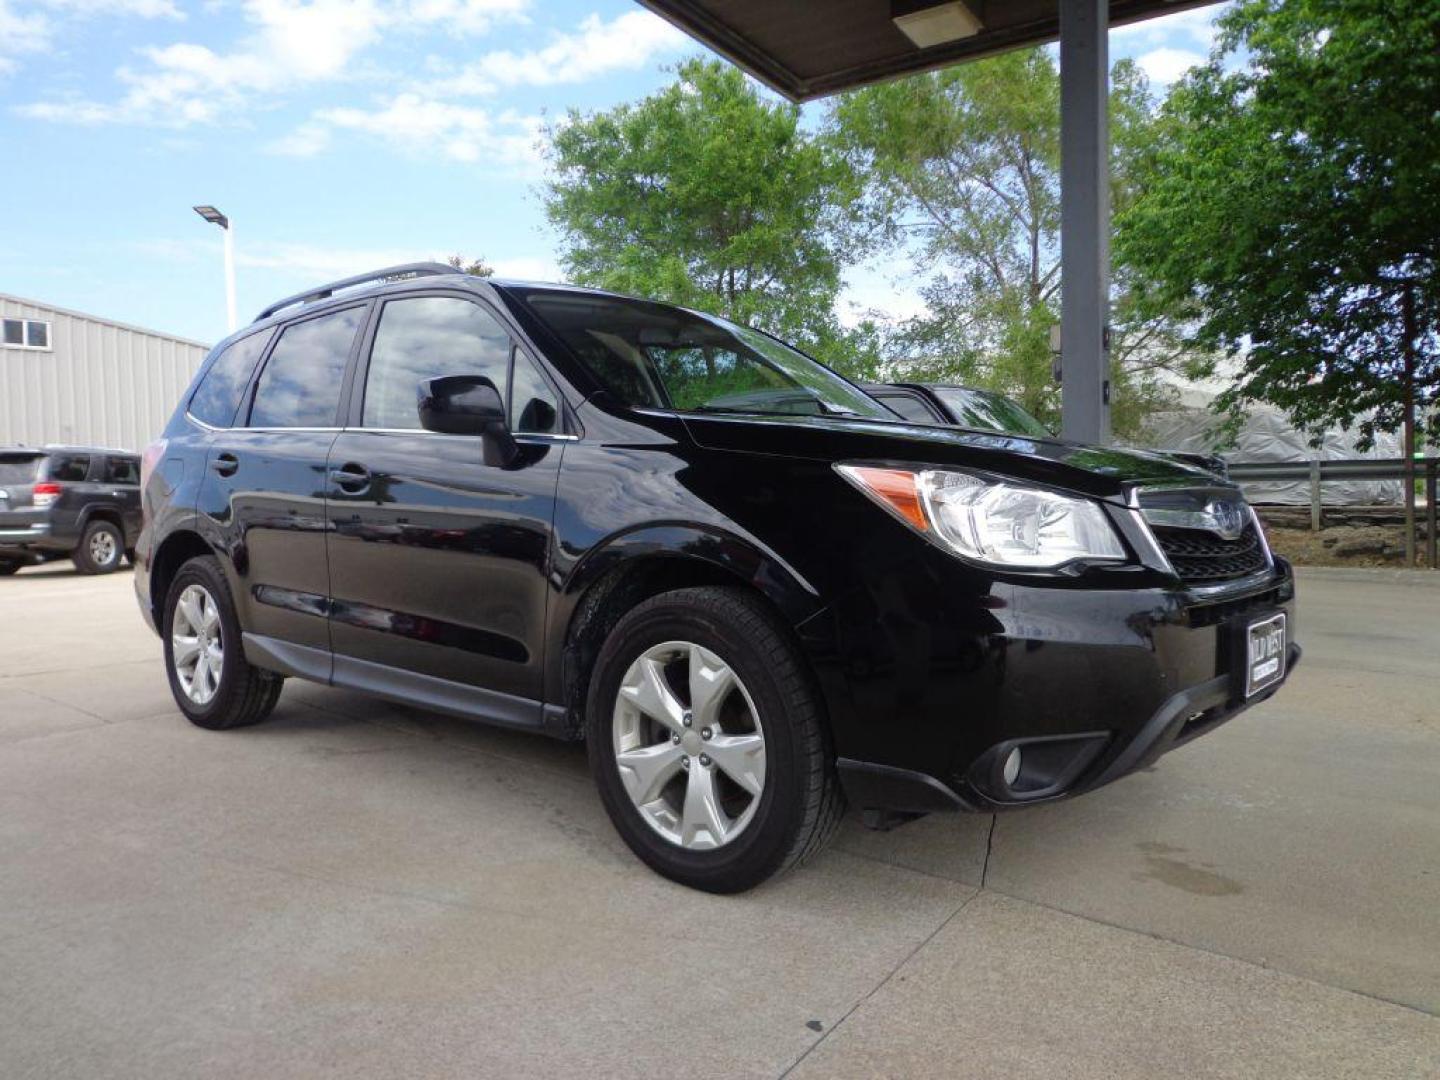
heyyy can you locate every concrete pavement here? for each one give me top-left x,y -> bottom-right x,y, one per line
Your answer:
0,564 -> 1436,1077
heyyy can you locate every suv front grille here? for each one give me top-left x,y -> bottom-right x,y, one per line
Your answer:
1152,523 -> 1268,584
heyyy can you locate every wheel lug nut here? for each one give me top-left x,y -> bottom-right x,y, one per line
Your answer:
682,712 -> 692,728
671,734 -> 681,745
681,756 -> 691,768
701,727 -> 712,740
699,754 -> 711,767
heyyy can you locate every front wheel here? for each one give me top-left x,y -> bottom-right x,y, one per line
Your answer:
163,555 -> 283,730
587,587 -> 843,893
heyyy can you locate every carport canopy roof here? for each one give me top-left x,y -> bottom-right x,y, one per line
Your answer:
638,1 -> 1214,101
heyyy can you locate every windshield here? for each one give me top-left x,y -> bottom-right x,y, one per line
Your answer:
0,454 -> 42,485
932,388 -> 1052,438
519,290 -> 890,420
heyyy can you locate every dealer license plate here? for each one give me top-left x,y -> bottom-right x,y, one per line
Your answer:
1245,613 -> 1287,698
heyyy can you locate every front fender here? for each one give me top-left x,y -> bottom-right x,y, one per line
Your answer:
541,522 -> 827,717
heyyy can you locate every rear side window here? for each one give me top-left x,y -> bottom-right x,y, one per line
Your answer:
48,455 -> 91,482
105,457 -> 140,484
0,454 -> 42,484
249,307 -> 364,428
190,330 -> 272,428
362,296 -> 511,430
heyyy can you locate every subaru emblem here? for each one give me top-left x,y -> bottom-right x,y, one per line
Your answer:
1206,500 -> 1245,540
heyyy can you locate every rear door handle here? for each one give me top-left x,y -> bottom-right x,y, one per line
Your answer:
330,463 -> 371,493
211,452 -> 239,477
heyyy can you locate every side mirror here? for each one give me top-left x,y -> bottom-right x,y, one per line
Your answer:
417,375 -> 518,466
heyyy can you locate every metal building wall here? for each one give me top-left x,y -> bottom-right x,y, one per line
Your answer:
0,293 -> 210,452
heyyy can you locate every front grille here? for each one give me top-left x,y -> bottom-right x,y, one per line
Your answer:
1152,523 -> 1268,584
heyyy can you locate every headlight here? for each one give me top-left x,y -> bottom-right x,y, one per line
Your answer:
836,464 -> 1126,569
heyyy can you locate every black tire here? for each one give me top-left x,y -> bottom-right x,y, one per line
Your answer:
73,520 -> 124,575
587,586 -> 844,893
0,559 -> 22,576
162,555 -> 284,730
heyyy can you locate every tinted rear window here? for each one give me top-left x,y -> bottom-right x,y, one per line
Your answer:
248,307 -> 364,428
190,330 -> 272,428
49,455 -> 91,482
0,455 -> 41,484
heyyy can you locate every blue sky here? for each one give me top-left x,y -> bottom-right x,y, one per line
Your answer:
0,1 -> 1226,346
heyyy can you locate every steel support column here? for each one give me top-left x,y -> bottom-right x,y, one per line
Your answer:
1059,0 -> 1110,445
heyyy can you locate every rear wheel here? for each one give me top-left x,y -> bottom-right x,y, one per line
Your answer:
0,559 -> 22,576
163,555 -> 284,730
587,587 -> 843,893
73,520 -> 123,574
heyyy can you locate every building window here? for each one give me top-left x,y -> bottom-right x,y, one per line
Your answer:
2,318 -> 52,350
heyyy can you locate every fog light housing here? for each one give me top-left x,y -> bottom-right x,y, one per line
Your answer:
967,733 -> 1111,803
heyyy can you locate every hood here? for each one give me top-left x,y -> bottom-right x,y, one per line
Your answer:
677,412 -> 1215,501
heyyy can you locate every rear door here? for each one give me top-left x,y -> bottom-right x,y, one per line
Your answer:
45,453 -> 96,541
100,455 -> 143,545
197,305 -> 367,657
324,292 -> 566,714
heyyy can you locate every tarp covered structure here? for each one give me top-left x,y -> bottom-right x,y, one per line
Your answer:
1145,408 -> 1403,505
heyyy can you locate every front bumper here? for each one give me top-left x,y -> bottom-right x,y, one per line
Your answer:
819,556 -> 1300,815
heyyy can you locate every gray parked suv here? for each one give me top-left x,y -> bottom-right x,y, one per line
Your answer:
0,446 -> 141,575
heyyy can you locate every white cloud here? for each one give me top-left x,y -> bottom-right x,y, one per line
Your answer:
16,0 -> 529,123
42,0 -> 182,17
1112,4 -> 1222,52
142,236 -> 560,286
265,121 -> 331,157
1134,46 -> 1208,85
431,10 -> 688,96
0,0 -> 184,79
304,92 -> 543,170
490,254 -> 560,281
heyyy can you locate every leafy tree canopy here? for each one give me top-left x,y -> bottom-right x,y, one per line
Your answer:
1117,0 -> 1440,446
830,49 -> 1195,438
543,58 -> 877,376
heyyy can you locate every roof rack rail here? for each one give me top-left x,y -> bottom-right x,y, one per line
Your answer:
253,261 -> 458,323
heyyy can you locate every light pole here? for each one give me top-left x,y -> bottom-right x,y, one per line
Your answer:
193,205 -> 237,333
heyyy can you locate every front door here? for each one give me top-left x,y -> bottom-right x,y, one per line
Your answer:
325,293 -> 566,717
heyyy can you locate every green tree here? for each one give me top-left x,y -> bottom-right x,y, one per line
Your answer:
1118,0 -> 1440,448
543,58 -> 876,376
830,49 -> 1197,437
447,254 -> 493,277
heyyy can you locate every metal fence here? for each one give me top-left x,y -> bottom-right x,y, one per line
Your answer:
1227,457 -> 1438,568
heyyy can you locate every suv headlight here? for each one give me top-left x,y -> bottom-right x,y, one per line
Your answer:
836,464 -> 1126,569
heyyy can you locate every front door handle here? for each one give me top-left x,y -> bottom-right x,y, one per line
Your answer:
211,452 -> 239,477
330,463 -> 371,494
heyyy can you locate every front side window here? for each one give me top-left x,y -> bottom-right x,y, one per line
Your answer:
517,291 -> 890,421
48,455 -> 91,482
363,296 -> 511,430
249,307 -> 364,428
511,350 -> 560,434
190,330 -> 272,428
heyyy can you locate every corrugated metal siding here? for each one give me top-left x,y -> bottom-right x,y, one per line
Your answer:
0,293 -> 210,452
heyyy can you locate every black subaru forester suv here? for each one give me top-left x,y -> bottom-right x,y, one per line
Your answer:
136,264 -> 1298,892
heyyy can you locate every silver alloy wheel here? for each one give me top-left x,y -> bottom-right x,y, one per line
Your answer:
612,640 -> 767,850
89,528 -> 118,567
172,584 -> 224,706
